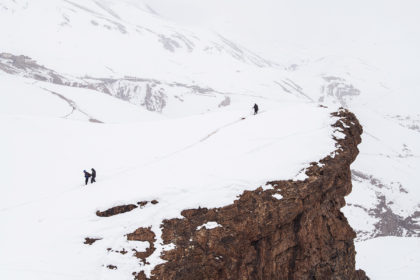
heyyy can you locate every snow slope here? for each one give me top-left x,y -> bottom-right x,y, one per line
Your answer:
0,0 -> 276,80
0,104 -> 339,279
356,237 -> 420,280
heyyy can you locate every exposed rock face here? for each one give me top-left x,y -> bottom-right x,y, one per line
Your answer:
127,227 -> 157,265
96,204 -> 138,217
83,237 -> 102,245
134,109 -> 368,280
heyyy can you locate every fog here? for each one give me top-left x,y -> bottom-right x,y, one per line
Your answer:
144,0 -> 420,90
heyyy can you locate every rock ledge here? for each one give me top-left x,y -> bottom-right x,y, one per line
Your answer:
133,109 -> 368,280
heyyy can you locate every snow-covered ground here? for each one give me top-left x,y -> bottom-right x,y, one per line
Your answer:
356,237 -> 420,280
0,0 -> 419,279
1,100 -> 339,279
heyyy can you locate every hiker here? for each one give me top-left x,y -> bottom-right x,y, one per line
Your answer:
91,168 -> 96,183
83,170 -> 91,185
253,103 -> 259,115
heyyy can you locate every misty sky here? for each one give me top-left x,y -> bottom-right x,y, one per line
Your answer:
144,0 -> 420,89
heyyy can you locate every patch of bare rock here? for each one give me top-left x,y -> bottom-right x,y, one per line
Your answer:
96,200 -> 159,217
83,237 -> 102,245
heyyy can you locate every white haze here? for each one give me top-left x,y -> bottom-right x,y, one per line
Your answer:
146,0 -> 420,89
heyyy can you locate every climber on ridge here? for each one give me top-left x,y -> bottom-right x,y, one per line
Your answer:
91,168 -> 96,184
253,103 -> 259,115
83,170 -> 91,185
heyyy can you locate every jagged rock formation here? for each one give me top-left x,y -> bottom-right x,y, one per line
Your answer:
132,109 -> 368,280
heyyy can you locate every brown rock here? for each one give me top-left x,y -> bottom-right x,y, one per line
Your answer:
136,110 -> 368,279
127,227 -> 157,264
105,109 -> 368,280
96,204 -> 138,217
83,237 -> 102,245
138,201 -> 149,207
107,264 -> 117,270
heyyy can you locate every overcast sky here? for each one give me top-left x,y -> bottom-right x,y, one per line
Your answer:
144,0 -> 420,89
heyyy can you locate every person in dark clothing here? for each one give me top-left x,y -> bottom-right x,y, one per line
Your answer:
253,103 -> 259,115
83,170 -> 91,185
91,168 -> 96,183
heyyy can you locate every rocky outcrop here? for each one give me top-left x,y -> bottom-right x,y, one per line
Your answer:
96,200 -> 159,217
84,237 -> 102,245
96,204 -> 138,217
132,109 -> 368,280
127,227 -> 157,264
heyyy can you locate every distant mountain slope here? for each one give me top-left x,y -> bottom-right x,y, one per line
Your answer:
0,71 -> 162,122
0,0 -> 277,80
0,53 -> 230,117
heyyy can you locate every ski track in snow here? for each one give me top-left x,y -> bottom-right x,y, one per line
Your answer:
0,113 -> 254,213
84,113 -> 259,183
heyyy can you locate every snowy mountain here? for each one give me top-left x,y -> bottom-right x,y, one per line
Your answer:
0,0 -> 276,78
0,0 -> 419,279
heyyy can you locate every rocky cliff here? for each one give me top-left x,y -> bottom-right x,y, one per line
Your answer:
124,109 -> 368,280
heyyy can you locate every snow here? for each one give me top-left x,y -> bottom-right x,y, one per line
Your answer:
332,130 -> 346,140
272,193 -> 283,200
197,222 -> 222,230
356,237 -> 420,280
261,183 -> 274,190
0,0 -> 280,92
293,169 -> 309,181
